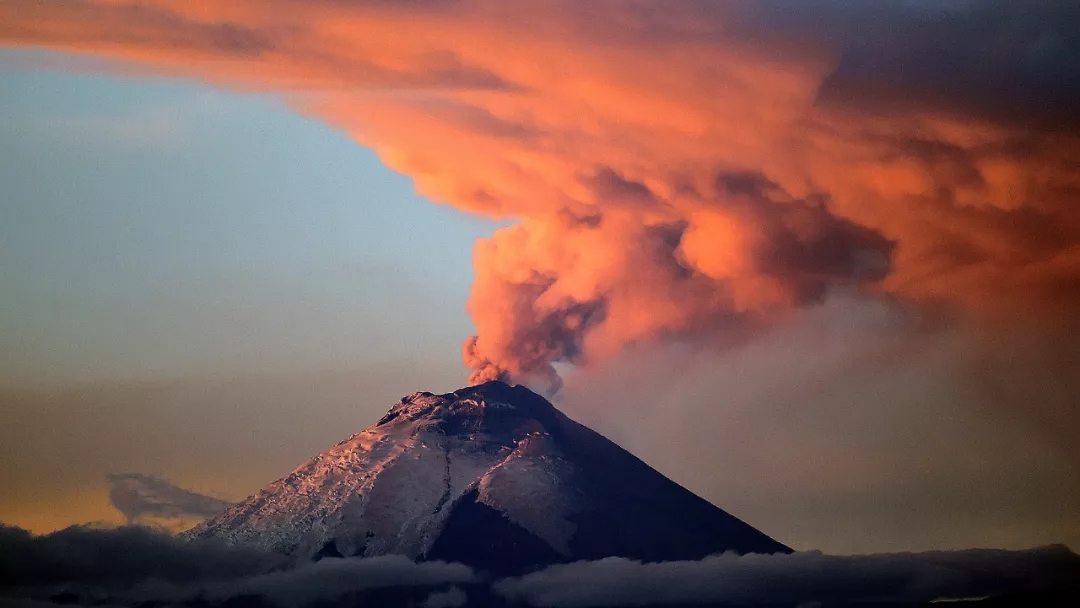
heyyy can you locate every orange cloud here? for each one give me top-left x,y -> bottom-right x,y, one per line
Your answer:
4,1 -> 1078,388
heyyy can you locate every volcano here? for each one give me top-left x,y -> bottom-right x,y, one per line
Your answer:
185,381 -> 790,573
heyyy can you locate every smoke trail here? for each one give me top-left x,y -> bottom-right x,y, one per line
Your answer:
2,1 -> 1078,390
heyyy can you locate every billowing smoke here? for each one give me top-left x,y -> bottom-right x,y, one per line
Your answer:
1,1 -> 1078,391
107,473 -> 231,527
463,173 -> 893,391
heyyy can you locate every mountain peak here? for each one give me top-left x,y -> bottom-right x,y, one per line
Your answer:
376,381 -> 557,436
187,383 -> 789,574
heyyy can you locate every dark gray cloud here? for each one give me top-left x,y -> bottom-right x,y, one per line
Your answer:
107,473 -> 231,525
0,525 -> 474,607
421,586 -> 467,608
752,0 -> 1080,131
496,547 -> 1080,607
0,524 -> 281,587
2,524 -> 1078,607
202,556 -> 476,607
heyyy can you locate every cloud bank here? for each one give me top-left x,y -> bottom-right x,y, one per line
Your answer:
2,1 -> 1078,391
496,547 -> 1080,607
1,525 -> 1078,607
0,524 -> 280,587
0,525 -> 476,608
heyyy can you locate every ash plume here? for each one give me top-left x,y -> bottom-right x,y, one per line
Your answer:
2,1 -> 1079,391
463,176 -> 893,392
107,473 -> 231,526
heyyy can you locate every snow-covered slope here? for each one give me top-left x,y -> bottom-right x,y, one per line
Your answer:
185,381 -> 789,573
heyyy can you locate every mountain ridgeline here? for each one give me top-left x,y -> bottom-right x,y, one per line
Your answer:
185,381 -> 790,574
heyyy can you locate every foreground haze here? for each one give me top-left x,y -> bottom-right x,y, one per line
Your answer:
1,0 -> 1078,558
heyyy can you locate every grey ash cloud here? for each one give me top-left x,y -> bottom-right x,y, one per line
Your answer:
754,0 -> 1080,131
708,169 -> 895,290
107,473 -> 231,525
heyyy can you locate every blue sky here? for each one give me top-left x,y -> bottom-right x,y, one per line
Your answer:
0,49 -> 500,387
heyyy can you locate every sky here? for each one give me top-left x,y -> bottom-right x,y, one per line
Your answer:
0,48 -> 499,385
1,1 -> 1078,554
0,48 -> 498,531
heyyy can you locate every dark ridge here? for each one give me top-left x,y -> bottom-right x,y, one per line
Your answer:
311,540 -> 344,562
375,409 -> 401,426
424,488 -> 567,576
453,381 -> 559,420
449,380 -> 552,409
450,382 -> 791,557
409,381 -> 789,559
551,411 -> 792,556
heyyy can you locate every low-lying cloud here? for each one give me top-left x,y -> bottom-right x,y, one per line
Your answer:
0,524 -> 280,587
0,525 -> 474,608
1,525 -> 1077,607
496,547 -> 1080,607
203,556 -> 476,608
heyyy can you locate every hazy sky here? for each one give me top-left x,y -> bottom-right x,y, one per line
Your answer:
0,48 -> 497,532
1,1 -> 1078,554
0,48 -> 499,386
